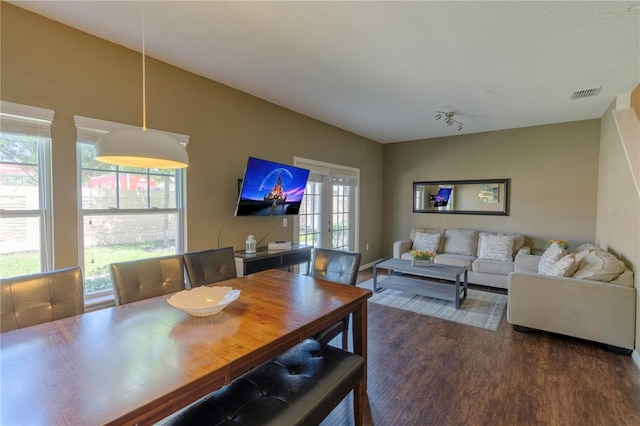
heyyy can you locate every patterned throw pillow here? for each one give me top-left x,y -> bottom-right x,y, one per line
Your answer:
477,235 -> 514,262
477,232 -> 525,258
545,254 -> 578,277
412,232 -> 440,253
538,242 -> 567,275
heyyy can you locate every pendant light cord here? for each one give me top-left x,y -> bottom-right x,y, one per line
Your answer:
141,8 -> 147,131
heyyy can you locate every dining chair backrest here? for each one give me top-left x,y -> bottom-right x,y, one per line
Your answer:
110,254 -> 185,305
310,248 -> 362,286
310,248 -> 362,350
1,266 -> 85,332
183,247 -> 237,288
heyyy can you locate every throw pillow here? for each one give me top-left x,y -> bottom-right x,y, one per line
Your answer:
545,254 -> 578,277
477,234 -> 514,262
570,243 -> 600,262
443,229 -> 478,256
572,250 -> 627,282
412,232 -> 440,254
538,242 -> 566,275
477,232 -> 525,258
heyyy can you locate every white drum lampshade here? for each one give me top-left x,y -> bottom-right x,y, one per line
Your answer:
94,128 -> 188,169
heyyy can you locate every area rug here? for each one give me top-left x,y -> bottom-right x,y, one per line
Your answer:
358,276 -> 507,331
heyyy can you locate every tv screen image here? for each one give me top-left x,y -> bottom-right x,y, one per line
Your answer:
434,187 -> 452,207
235,157 -> 310,216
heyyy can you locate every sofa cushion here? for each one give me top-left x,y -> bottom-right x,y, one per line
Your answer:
538,242 -> 566,275
477,234 -> 514,262
443,229 -> 478,256
477,232 -> 524,259
572,249 -> 627,282
472,258 -> 515,276
412,232 -> 440,254
545,254 -> 578,277
434,253 -> 475,270
570,243 -> 600,262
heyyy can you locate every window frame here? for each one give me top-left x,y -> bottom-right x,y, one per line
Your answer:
74,116 -> 188,304
0,101 -> 54,275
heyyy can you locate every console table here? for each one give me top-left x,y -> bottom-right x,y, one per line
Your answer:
234,244 -> 312,276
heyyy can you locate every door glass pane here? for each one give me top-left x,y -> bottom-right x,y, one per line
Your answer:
83,213 -> 178,294
332,184 -> 351,250
299,181 -> 322,248
0,216 -> 42,277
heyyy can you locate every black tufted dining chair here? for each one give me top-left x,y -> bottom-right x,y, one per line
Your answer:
309,248 -> 361,350
183,247 -> 237,288
110,254 -> 186,305
1,266 -> 85,332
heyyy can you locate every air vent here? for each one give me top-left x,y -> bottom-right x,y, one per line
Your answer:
570,87 -> 601,100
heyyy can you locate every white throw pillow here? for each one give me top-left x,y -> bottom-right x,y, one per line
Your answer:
570,243 -> 600,262
477,234 -> 514,262
572,250 -> 627,282
545,254 -> 578,277
477,232 -> 524,258
538,242 -> 567,275
412,232 -> 440,253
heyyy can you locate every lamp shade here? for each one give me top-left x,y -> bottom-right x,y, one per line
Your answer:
94,129 -> 188,169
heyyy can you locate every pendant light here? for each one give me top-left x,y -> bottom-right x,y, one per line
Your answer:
94,12 -> 188,169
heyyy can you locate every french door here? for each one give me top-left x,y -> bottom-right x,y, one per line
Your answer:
294,158 -> 359,253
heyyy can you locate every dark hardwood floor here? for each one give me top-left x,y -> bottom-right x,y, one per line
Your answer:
321,268 -> 640,426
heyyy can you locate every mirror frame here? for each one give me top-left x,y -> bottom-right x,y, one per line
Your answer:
413,178 -> 510,216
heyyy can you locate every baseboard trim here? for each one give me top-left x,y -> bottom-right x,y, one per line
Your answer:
360,258 -> 386,271
632,350 -> 640,370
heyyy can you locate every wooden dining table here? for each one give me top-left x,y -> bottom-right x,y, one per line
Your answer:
0,269 -> 371,425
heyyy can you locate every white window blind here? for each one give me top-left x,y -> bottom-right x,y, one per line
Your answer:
73,115 -> 190,145
1,101 -> 54,137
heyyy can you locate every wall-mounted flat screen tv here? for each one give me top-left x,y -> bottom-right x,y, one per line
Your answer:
235,157 -> 310,216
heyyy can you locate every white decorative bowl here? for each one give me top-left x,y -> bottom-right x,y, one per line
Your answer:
167,286 -> 240,317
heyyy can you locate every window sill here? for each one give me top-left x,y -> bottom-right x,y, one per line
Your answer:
85,293 -> 116,312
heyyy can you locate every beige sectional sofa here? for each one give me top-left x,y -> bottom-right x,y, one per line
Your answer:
393,227 -> 530,289
508,244 -> 636,353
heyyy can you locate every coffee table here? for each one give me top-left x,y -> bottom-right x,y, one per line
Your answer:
373,258 -> 468,309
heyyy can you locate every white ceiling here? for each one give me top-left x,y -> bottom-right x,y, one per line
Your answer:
8,1 -> 640,143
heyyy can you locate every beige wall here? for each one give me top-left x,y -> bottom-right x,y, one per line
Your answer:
597,92 -> 640,350
383,120 -> 601,252
0,3 -> 384,266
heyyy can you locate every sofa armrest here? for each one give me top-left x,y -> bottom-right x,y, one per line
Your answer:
516,246 -> 531,256
393,239 -> 413,258
514,254 -> 540,272
508,272 -> 636,350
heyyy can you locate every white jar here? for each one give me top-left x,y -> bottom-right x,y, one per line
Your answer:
246,235 -> 257,253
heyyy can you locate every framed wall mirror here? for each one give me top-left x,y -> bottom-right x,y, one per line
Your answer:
413,179 -> 510,215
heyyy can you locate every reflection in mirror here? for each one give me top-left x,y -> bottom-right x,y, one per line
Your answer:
413,179 -> 510,215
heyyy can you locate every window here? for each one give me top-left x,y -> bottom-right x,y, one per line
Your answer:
75,116 -> 188,298
0,102 -> 54,278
